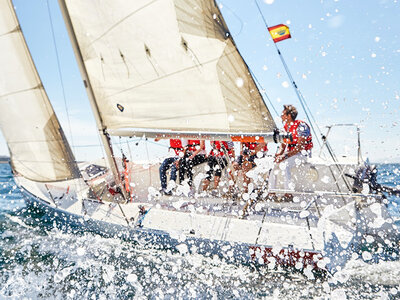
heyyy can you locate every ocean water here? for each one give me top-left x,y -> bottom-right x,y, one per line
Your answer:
0,163 -> 399,299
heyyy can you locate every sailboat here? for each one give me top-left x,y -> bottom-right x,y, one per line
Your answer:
0,0 -> 398,274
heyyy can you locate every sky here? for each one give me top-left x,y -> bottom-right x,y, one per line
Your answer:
1,0 -> 399,163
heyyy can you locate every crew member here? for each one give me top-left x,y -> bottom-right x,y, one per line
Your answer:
119,154 -> 133,201
233,140 -> 268,193
202,140 -> 235,195
158,138 -> 185,195
268,104 -> 313,201
179,139 -> 206,187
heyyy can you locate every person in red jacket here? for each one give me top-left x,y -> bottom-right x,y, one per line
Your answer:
269,105 -> 313,201
202,140 -> 235,195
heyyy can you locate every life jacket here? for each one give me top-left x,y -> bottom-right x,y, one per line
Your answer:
187,139 -> 201,151
283,120 -> 313,151
169,139 -> 183,155
210,141 -> 234,157
243,142 -> 268,153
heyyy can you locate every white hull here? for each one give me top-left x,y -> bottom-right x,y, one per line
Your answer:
16,175 -> 328,271
14,157 -> 399,274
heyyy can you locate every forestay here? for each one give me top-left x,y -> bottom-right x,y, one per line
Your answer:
0,0 -> 79,182
62,0 -> 276,136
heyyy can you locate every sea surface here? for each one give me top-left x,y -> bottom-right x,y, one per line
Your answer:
0,163 -> 399,299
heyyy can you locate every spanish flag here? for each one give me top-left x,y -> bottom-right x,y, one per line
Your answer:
268,24 -> 291,43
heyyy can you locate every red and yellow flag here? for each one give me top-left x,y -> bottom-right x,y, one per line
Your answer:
268,24 -> 291,43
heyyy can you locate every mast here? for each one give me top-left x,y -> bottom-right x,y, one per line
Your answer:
57,0 -> 125,195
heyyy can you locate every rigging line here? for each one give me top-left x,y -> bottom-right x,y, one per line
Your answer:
46,0 -> 75,151
318,129 -> 352,199
305,217 -> 316,250
221,146 -> 235,187
357,127 -> 364,163
44,184 -> 58,208
219,1 -> 244,36
135,139 -> 168,148
118,136 -> 124,155
322,128 -> 352,192
249,69 -> 279,118
99,137 -> 168,149
70,144 -> 105,148
71,139 -> 142,148
254,0 -> 357,196
254,0 -> 270,29
297,89 -> 320,131
117,137 -> 169,149
143,138 -> 152,185
255,209 -> 268,245
325,140 -> 352,190
276,48 -> 322,147
47,0 -> 83,195
322,140 -> 352,205
253,0 -> 322,146
126,140 -> 133,162
116,202 -> 131,227
10,0 -> 58,140
106,135 -> 129,202
96,131 -> 107,167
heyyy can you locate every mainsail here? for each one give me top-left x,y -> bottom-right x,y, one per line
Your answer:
0,0 -> 80,182
60,0 -> 276,137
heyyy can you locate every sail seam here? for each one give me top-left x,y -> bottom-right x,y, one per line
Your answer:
104,48 -> 237,100
8,139 -> 68,144
0,84 -> 42,99
0,25 -> 21,37
88,0 -> 159,46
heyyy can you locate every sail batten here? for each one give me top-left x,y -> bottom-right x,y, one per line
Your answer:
62,0 -> 276,135
0,0 -> 80,182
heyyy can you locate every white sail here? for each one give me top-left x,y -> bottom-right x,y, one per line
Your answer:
0,0 -> 79,182
62,0 -> 276,136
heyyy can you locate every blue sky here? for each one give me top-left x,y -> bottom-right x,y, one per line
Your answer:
1,0 -> 399,163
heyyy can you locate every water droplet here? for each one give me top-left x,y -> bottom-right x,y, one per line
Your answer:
235,77 -> 244,88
